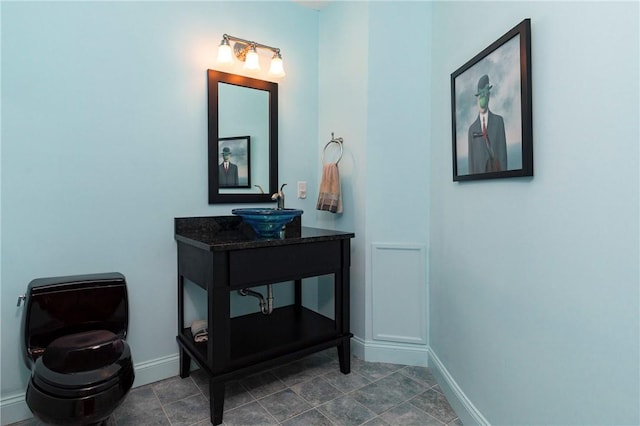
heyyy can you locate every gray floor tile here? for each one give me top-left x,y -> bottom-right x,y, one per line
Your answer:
241,370 -> 287,399
271,358 -> 323,386
298,351 -> 340,376
351,372 -> 427,414
398,366 -> 438,388
379,402 -> 444,426
361,416 -> 390,426
8,420 -> 46,426
410,388 -> 458,424
116,410 -> 171,426
323,369 -> 371,393
190,369 -> 254,411
223,400 -> 278,426
280,408 -> 334,426
318,394 -> 377,426
290,376 -> 343,406
12,412 -> 119,426
350,357 -> 404,381
190,368 -> 211,398
163,393 -> 210,426
224,379 -> 256,411
114,384 -> 159,415
259,388 -> 312,422
151,375 -> 200,405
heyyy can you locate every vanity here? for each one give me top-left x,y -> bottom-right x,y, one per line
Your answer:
174,216 -> 354,425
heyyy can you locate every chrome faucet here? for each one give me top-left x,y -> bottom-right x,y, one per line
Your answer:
271,184 -> 287,209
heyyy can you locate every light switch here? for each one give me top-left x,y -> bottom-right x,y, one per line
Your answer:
297,181 -> 307,199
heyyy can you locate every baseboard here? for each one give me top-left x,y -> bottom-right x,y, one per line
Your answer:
0,353 -> 180,425
351,336 -> 429,367
131,353 -> 180,388
428,348 -> 490,426
0,392 -> 32,426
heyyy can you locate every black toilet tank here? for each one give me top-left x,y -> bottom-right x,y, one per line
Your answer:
21,272 -> 129,367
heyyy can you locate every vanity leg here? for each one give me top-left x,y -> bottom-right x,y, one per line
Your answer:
177,274 -> 190,378
178,345 -> 191,378
336,239 -> 352,375
209,378 -> 225,425
294,279 -> 302,307
337,340 -> 351,374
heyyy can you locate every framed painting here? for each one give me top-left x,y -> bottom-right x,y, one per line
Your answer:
218,136 -> 251,188
451,18 -> 533,181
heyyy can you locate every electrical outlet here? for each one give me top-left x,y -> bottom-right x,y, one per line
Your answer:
297,181 -> 307,199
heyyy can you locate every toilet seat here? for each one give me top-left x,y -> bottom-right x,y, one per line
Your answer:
31,330 -> 133,398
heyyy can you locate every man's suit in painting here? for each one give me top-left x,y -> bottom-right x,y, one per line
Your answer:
219,162 -> 239,186
467,110 -> 507,174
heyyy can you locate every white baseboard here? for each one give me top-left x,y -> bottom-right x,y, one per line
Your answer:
131,353 -> 180,388
428,348 -> 490,426
351,336 -> 429,367
0,353 -> 180,426
0,392 -> 32,426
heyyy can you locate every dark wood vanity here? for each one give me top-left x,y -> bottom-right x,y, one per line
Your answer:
174,216 -> 354,425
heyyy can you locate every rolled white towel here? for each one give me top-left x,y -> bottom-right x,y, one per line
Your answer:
190,319 -> 208,343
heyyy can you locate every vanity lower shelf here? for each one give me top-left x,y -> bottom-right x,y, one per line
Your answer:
178,305 -> 350,375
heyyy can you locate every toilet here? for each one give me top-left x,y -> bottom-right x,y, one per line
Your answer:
21,272 -> 135,425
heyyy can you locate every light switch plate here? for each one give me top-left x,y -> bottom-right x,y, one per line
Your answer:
297,181 -> 307,199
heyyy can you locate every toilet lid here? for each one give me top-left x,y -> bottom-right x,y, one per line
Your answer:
33,330 -> 132,391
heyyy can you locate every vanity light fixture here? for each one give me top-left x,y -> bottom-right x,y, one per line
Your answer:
244,44 -> 260,71
217,37 -> 233,64
216,34 -> 286,78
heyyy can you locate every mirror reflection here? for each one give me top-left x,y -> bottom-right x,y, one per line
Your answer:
208,70 -> 278,204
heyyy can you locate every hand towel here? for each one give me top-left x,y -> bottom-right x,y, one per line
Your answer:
316,162 -> 343,214
190,319 -> 208,343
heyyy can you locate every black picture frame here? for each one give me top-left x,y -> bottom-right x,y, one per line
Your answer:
218,136 -> 251,188
451,18 -> 532,181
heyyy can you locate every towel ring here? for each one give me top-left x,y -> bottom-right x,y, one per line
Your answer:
322,133 -> 344,164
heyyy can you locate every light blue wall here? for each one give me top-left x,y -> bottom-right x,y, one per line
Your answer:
1,2 -> 319,422
429,2 -> 639,425
317,2 -> 369,328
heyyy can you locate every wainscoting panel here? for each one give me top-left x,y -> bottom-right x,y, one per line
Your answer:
371,243 -> 427,345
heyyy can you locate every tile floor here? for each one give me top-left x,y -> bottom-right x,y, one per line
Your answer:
11,349 -> 462,426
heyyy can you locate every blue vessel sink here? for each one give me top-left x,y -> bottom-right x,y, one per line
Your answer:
232,208 -> 303,239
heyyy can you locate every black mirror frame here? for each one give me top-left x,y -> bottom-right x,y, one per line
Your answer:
207,69 -> 278,204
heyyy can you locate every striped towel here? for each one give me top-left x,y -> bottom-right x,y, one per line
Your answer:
316,163 -> 343,214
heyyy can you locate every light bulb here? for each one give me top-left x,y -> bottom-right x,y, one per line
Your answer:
217,39 -> 232,64
268,52 -> 286,78
244,46 -> 260,71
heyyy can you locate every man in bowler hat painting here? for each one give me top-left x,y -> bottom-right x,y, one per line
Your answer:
467,74 -> 507,173
219,146 -> 239,187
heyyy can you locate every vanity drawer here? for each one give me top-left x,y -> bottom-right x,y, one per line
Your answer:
229,240 -> 342,287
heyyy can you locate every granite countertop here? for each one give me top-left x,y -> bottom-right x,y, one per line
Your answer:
175,216 -> 354,251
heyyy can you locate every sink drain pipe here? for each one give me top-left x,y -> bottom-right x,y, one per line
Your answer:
238,285 -> 274,315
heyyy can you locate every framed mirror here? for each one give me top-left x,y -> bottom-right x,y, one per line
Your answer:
208,69 -> 278,204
